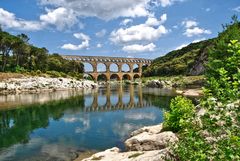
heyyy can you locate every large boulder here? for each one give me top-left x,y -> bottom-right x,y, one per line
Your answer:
125,131 -> 178,151
145,80 -> 164,88
130,124 -> 163,136
81,147 -> 171,161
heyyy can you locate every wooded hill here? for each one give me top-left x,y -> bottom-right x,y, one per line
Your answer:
143,16 -> 240,77
0,29 -> 83,77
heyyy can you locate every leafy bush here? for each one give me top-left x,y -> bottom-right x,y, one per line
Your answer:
164,96 -> 195,132
205,40 -> 240,102
15,65 -> 27,73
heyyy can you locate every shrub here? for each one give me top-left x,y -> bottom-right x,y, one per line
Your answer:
164,96 -> 195,132
15,65 -> 27,73
205,40 -> 240,102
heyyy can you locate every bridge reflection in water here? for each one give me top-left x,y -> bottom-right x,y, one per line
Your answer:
83,85 -> 152,112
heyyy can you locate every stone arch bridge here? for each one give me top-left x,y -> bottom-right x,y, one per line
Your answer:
62,55 -> 152,82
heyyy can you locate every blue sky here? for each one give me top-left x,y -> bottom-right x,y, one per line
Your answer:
0,0 -> 240,59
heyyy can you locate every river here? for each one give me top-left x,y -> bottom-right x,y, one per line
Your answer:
0,84 -> 176,161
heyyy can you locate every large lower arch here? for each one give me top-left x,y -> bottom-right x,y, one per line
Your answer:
83,74 -> 94,81
133,74 -> 140,80
97,74 -> 108,81
122,74 -> 132,81
110,74 -> 121,81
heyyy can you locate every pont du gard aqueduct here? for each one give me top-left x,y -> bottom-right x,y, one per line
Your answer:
62,55 -> 152,82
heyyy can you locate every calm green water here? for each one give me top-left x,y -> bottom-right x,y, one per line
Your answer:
0,85 -> 175,161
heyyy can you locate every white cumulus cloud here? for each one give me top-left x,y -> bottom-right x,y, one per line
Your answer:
120,19 -> 133,26
40,7 -> 78,30
182,19 -> 211,37
157,0 -> 185,7
110,14 -> 168,44
233,6 -> 240,12
0,7 -> 80,31
73,33 -> 90,40
39,0 -> 151,20
182,20 -> 198,28
145,13 -> 167,26
61,32 -> 90,50
95,29 -> 107,37
183,27 -> 211,37
123,43 -> 156,53
0,8 -> 43,31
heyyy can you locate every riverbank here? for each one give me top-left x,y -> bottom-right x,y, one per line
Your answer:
0,76 -> 97,95
76,123 -> 178,161
143,75 -> 204,97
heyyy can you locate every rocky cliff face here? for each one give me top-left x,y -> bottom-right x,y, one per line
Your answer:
188,45 -> 209,76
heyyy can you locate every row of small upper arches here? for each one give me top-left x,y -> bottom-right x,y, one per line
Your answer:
84,62 -> 147,72
67,57 -> 152,64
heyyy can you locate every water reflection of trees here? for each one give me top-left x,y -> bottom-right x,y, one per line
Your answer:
0,95 -> 84,149
142,94 -> 173,109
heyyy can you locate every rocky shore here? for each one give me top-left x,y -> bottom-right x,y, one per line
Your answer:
77,124 -> 178,161
0,77 -> 97,95
144,79 -> 203,97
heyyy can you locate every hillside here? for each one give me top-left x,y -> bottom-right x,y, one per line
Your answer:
143,17 -> 240,77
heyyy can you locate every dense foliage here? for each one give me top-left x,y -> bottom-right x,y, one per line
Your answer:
0,29 -> 84,77
164,17 -> 240,160
164,96 -> 195,132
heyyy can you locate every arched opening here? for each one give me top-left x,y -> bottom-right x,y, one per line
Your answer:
110,74 -> 120,81
98,95 -> 107,107
84,95 -> 94,108
83,63 -> 94,72
97,63 -> 106,72
83,74 -> 94,81
97,74 -> 107,81
133,64 -> 139,73
122,64 -> 130,72
142,64 -> 149,73
122,74 -> 131,80
133,74 -> 140,80
110,63 -> 118,72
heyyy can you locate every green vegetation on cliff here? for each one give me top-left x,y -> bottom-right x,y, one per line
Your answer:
144,39 -> 213,76
144,16 -> 240,77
